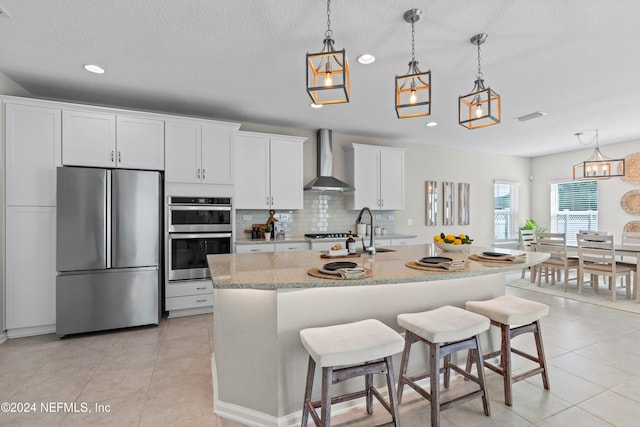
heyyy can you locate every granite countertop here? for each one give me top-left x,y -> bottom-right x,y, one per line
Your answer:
208,244 -> 548,290
235,233 -> 418,245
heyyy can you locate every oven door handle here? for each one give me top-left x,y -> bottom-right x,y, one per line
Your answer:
168,206 -> 231,211
169,233 -> 232,239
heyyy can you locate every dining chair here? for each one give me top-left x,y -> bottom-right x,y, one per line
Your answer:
535,232 -> 578,291
519,229 -> 536,281
576,233 -> 634,302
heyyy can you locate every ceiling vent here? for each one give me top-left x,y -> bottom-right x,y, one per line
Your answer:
515,111 -> 547,122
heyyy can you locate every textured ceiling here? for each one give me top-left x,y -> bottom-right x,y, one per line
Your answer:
1,0 -> 639,157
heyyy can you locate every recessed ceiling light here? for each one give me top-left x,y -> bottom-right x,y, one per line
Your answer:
310,103 -> 323,109
426,121 -> 438,127
83,64 -> 105,74
515,111 -> 546,122
357,54 -> 376,65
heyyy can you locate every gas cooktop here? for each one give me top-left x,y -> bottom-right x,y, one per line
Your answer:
304,233 -> 359,239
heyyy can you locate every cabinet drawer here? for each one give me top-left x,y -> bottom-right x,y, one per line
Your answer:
392,238 -> 416,246
165,281 -> 212,298
235,243 -> 275,253
274,242 -> 310,252
166,293 -> 213,311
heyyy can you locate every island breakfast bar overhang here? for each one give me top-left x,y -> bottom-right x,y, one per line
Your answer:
207,245 -> 549,427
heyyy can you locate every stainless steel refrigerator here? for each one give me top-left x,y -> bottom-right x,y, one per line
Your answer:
56,166 -> 161,336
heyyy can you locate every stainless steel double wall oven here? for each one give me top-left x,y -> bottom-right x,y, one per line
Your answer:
167,196 -> 232,281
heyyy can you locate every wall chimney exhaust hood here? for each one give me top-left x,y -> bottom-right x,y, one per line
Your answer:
304,129 -> 355,192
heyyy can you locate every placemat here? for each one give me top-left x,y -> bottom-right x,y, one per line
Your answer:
621,189 -> 640,215
307,267 -> 373,280
405,261 -> 470,272
624,221 -> 640,232
468,253 -> 526,264
622,152 -> 640,184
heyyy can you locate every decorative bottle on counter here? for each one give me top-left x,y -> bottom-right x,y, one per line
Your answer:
346,234 -> 356,255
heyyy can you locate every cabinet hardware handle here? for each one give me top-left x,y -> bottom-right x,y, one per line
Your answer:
271,196 -> 274,205
118,151 -> 121,163
196,287 -> 206,290
266,196 -> 269,206
251,249 -> 260,252
202,168 -> 205,180
111,151 -> 114,162
381,199 -> 384,207
197,168 -> 200,179
196,299 -> 207,303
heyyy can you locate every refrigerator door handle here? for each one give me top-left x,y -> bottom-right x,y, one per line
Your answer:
106,170 -> 112,269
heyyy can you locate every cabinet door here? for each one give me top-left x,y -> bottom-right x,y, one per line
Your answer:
202,124 -> 233,184
270,139 -> 304,210
165,121 -> 202,183
5,104 -> 61,206
62,110 -> 116,167
116,116 -> 164,170
235,135 -> 270,209
352,146 -> 381,208
235,243 -> 275,254
5,206 -> 56,330
379,148 -> 405,210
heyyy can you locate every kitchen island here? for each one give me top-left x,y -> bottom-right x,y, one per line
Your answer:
207,244 -> 548,427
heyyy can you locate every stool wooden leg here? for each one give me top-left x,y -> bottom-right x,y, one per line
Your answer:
474,336 -> 491,416
397,332 -> 416,404
500,323 -> 513,407
533,320 -> 550,390
365,373 -> 373,415
302,356 -> 315,427
321,367 -> 332,426
430,342 -> 441,427
384,356 -> 401,426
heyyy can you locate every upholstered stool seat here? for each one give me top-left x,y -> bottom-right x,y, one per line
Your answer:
300,318 -> 404,427
396,306 -> 491,427
465,295 -> 550,406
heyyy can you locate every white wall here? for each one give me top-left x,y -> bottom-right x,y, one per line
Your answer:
0,73 -> 30,335
531,139 -> 640,237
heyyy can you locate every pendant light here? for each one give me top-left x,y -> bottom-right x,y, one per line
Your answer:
395,8 -> 431,119
459,33 -> 501,129
572,129 -> 625,180
306,0 -> 350,105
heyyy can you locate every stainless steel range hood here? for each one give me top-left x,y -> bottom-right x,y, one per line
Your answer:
304,129 -> 355,192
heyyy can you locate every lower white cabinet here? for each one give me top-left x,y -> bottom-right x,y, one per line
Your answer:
235,243 -> 275,254
165,280 -> 214,316
5,206 -> 56,336
274,242 -> 310,252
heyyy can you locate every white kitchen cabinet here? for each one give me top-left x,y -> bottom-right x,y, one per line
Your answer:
4,103 -> 61,206
62,110 -> 164,170
235,132 -> 306,209
5,206 -> 56,335
235,243 -> 276,254
345,143 -> 406,210
165,281 -> 213,316
391,237 -> 417,246
165,119 -> 239,184
274,242 -> 310,252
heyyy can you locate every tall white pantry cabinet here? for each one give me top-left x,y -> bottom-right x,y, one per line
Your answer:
3,98 -> 61,337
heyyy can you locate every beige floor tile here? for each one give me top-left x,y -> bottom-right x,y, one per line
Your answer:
100,342 -> 161,369
549,352 -> 630,388
610,374 -> 640,403
578,390 -> 640,426
59,395 -> 145,427
524,365 -> 607,404
157,334 -> 211,362
536,406 -> 615,426
78,363 -> 155,402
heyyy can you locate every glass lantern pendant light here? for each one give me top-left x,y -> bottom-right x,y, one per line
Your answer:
395,8 -> 431,119
306,0 -> 350,105
459,33 -> 501,129
572,129 -> 625,180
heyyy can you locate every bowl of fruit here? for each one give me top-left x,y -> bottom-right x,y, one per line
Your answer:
433,233 -> 473,252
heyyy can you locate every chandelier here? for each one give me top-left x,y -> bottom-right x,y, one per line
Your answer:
395,8 -> 431,119
572,129 -> 625,180
459,33 -> 501,129
306,0 -> 350,105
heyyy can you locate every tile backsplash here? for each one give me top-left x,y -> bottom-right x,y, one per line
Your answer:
236,192 -> 395,239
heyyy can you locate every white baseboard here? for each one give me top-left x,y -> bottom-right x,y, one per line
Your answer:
7,324 -> 56,338
0,331 -> 8,344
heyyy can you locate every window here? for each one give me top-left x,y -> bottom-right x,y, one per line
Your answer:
550,180 -> 598,245
494,181 -> 518,241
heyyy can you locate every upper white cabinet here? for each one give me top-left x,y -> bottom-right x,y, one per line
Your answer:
62,110 -> 164,170
165,119 -> 240,184
235,132 -> 306,210
5,102 -> 61,206
345,143 -> 406,210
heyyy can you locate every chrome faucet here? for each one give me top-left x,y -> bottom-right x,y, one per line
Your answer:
355,207 -> 376,254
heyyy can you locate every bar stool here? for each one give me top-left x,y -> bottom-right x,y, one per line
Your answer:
299,318 -> 405,427
396,306 -> 491,427
465,295 -> 550,406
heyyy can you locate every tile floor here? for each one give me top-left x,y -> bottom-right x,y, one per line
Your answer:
1,272 -> 640,426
